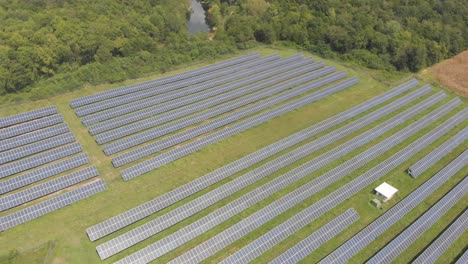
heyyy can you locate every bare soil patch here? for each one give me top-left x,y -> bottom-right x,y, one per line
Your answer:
426,50 -> 468,97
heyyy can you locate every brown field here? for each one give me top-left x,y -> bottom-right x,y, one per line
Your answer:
425,50 -> 468,97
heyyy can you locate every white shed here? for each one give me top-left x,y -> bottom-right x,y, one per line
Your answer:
374,182 -> 398,202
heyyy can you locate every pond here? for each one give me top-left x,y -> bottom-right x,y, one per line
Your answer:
188,0 -> 210,34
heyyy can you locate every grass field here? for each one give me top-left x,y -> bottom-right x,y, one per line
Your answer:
0,47 -> 466,264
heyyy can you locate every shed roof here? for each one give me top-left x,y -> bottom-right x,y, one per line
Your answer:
375,182 -> 398,198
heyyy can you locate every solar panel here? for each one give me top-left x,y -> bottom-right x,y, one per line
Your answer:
0,179 -> 106,231
0,153 -> 90,194
115,75 -> 356,170
0,106 -> 57,129
0,143 -> 82,179
407,127 -> 467,178
413,208 -> 468,264
100,86 -> 435,260
319,110 -> 468,263
0,124 -> 70,152
0,166 -> 99,211
94,63 -> 328,143
0,132 -> 76,165
75,55 -> 290,117
85,78 -> 418,242
0,114 -> 64,140
455,249 -> 468,264
368,170 -> 468,264
269,208 -> 359,264
69,53 -> 261,108
81,55 -> 287,125
168,100 -> 465,264
89,58 -> 317,135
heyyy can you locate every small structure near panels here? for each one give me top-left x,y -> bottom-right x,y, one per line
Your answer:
374,182 -> 398,202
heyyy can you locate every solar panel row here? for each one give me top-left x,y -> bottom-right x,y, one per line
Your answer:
169,98 -> 463,264
407,127 -> 467,178
0,106 -> 57,129
368,164 -> 468,264
117,76 -> 357,172
75,55 -> 287,117
86,79 -> 418,242
0,133 -> 76,165
413,207 -> 468,264
106,86 -> 436,261
82,55 -> 285,125
455,249 -> 468,264
0,142 -> 83,179
103,64 -> 332,153
0,114 -> 63,141
70,53 -> 260,108
0,166 -> 99,212
269,208 -> 359,264
0,153 -> 90,195
0,124 -> 70,152
90,58 -> 318,136
319,109 -> 467,264
0,179 -> 107,231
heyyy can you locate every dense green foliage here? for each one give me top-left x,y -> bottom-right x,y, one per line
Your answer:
206,0 -> 467,71
0,0 -> 235,97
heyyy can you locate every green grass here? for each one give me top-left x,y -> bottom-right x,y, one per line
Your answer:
0,47 -> 466,264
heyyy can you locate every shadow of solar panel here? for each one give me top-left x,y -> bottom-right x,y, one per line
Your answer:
407,127 -> 467,178
169,99 -> 464,264
413,208 -> 468,264
0,166 -> 99,211
99,85 -> 433,260
85,79 -> 418,242
0,114 -> 63,141
0,133 -> 76,165
269,208 -> 359,264
0,153 -> 90,195
0,143 -> 82,179
0,179 -> 107,231
368,168 -> 468,264
319,110 -> 467,264
70,53 -> 260,108
75,55 -> 288,117
0,124 -> 69,152
0,106 -> 57,129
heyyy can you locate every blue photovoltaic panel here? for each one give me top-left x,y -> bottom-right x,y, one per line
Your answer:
0,179 -> 107,231
455,250 -> 468,264
319,117 -> 468,263
368,171 -> 468,264
0,153 -> 90,194
70,53 -> 260,108
103,86 -> 437,261
0,132 -> 76,165
0,143 -> 82,179
86,79 -> 418,242
168,103 -> 465,264
0,106 -> 57,129
413,208 -> 468,264
0,166 -> 99,211
0,114 -> 63,141
407,127 -> 467,177
0,124 -> 70,152
76,55 -> 290,118
116,75 -> 358,172
269,209 -> 359,264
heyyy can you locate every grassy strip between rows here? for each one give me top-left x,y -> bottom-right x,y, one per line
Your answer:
0,47 -> 466,264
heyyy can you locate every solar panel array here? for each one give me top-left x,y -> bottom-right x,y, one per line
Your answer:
97,84 -> 434,260
455,249 -> 468,264
319,110 -> 468,263
86,79 -> 418,242
413,208 -> 468,264
368,168 -> 468,264
0,107 -> 106,230
70,53 -> 261,108
407,127 -> 467,177
170,99 -> 464,264
269,208 -> 359,264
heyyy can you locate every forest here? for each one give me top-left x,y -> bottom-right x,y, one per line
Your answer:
0,0 -> 467,99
